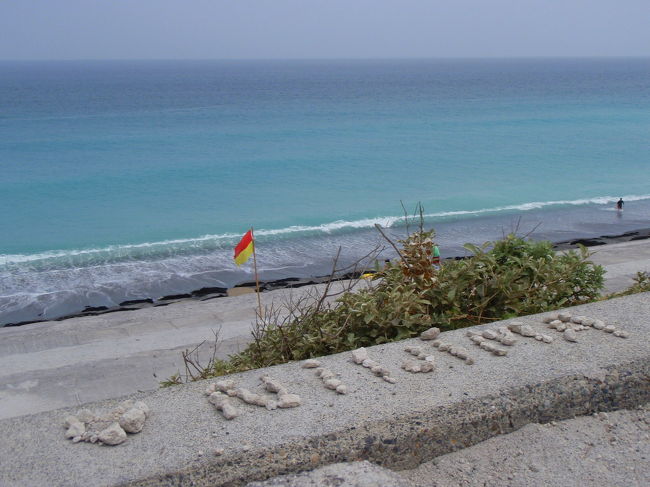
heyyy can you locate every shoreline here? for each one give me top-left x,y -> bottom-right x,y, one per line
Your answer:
4,227 -> 650,328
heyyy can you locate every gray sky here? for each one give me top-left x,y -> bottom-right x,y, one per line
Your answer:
1,0 -> 649,60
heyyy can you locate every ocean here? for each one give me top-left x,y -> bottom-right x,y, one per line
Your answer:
2,58 -> 650,325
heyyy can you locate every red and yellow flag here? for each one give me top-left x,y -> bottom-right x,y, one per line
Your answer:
234,229 -> 254,266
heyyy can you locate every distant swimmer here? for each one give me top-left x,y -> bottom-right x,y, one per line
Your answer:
616,198 -> 624,211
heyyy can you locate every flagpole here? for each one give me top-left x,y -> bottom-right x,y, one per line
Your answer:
251,227 -> 263,317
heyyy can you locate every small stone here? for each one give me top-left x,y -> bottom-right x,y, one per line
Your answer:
301,359 -> 321,368
362,359 -> 378,369
438,342 -> 451,352
119,407 -> 146,434
541,334 -> 554,344
277,393 -> 301,408
507,322 -> 524,334
65,421 -> 86,439
431,340 -> 442,348
603,325 -> 616,333
318,369 -> 336,380
323,378 -> 342,390
564,329 -> 578,342
133,401 -> 151,418
557,323 -> 567,332
582,318 -> 595,327
205,384 -> 217,396
548,320 -> 562,329
383,376 -> 397,384
215,379 -> 236,392
64,415 -> 81,429
214,448 -> 225,456
221,402 -> 240,419
529,463 -> 540,472
482,330 -> 498,340
335,384 -> 348,394
571,316 -> 586,324
419,362 -> 435,373
519,325 -> 536,337
98,422 -> 127,446
351,348 -> 369,364
492,348 -> 508,357
499,336 -> 517,346
420,327 -> 441,340
198,450 -> 204,457
534,335 -> 543,341
407,346 -> 423,356
613,330 -> 629,338
592,320 -> 606,330
72,436 -> 82,443
558,312 -> 572,322
424,355 -> 436,362
470,335 -> 485,344
465,357 -> 475,365
76,409 -> 96,424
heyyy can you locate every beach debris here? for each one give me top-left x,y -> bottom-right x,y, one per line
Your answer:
260,375 -> 302,408
351,347 -> 397,382
208,392 -> 240,419
62,400 -> 150,446
432,339 -> 475,363
419,327 -> 441,341
301,359 -> 322,369
314,367 -> 349,394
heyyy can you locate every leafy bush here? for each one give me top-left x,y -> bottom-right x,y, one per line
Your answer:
171,229 -> 605,382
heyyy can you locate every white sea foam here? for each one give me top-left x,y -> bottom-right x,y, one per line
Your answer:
2,194 -> 650,267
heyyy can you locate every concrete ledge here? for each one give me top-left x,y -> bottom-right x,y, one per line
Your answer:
1,293 -> 649,486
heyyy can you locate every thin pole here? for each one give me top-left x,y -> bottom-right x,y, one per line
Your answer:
251,227 -> 262,317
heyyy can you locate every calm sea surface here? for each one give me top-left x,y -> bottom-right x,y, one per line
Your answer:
2,58 -> 650,324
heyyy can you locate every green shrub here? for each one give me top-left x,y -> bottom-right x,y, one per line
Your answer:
176,229 -> 604,381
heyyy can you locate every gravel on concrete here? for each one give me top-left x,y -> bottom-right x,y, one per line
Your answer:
401,405 -> 650,487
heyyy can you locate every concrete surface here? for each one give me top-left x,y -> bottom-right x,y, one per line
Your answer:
400,405 -> 650,487
0,293 -> 648,486
251,405 -> 650,487
1,240 -> 648,421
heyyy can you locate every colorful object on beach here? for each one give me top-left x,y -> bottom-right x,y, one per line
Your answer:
234,230 -> 254,266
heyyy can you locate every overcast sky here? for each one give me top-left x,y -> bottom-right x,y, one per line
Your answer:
1,0 -> 649,60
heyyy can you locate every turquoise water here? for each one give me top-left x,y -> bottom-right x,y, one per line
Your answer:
2,58 -> 650,324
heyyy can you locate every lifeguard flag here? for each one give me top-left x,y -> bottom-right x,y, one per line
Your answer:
234,229 -> 254,266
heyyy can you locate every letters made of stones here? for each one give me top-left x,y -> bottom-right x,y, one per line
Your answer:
63,400 -> 150,446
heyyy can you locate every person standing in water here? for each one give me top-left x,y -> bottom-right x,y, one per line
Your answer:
616,198 -> 624,211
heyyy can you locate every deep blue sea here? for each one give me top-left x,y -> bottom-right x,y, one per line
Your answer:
2,58 -> 650,324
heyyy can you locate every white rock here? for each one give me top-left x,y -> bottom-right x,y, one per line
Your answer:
417,352 -> 428,360
548,320 -> 563,329
362,359 -> 378,369
134,401 -> 150,418
351,348 -> 369,364
383,376 -> 397,384
557,323 -> 567,332
534,335 -> 543,341
466,330 -> 480,337
563,329 -> 578,342
319,369 -> 336,380
65,421 -> 86,439
465,357 -> 475,365
507,322 -> 524,333
335,384 -> 348,395
323,378 -> 342,390
226,389 -> 238,397
541,334 -> 554,343
499,336 -> 517,346
260,376 -> 288,395
215,379 -> 236,392
613,330 -> 629,338
438,342 -> 451,352
205,384 -> 217,396
119,407 -> 146,434
543,314 -> 558,323
470,335 -> 485,344
220,402 -> 240,419
407,346 -> 423,356
582,318 -> 595,327
492,348 -> 508,356
558,312 -> 572,322
420,327 -> 441,340
76,409 -> 96,424
64,415 -> 81,429
431,340 -> 442,348
520,325 -> 537,337
420,362 -> 435,373
214,448 -> 225,456
592,320 -> 606,330
277,393 -> 301,408
98,422 -> 127,446
301,359 -> 322,368
604,325 -> 616,333
424,355 -> 436,363
482,330 -> 498,340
